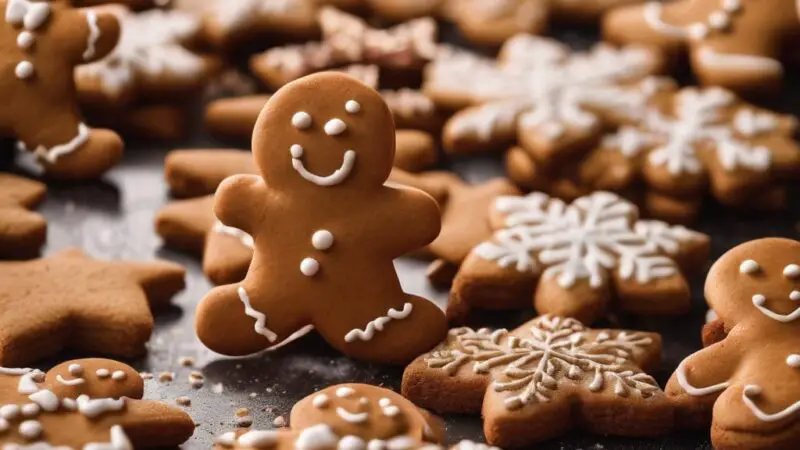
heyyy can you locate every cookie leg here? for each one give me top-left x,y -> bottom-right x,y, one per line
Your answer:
0,206 -> 46,259
39,128 -> 124,181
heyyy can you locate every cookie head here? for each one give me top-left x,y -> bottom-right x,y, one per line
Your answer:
252,72 -> 396,192
706,238 -> 800,328
44,358 -> 144,400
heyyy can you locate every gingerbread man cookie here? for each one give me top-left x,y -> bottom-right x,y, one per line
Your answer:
0,248 -> 186,366
0,358 -> 194,447
450,191 -> 710,324
403,315 -> 671,447
196,72 -> 446,365
1,0 -> 124,180
0,172 -> 46,259
604,0 -> 800,95
666,238 -> 800,449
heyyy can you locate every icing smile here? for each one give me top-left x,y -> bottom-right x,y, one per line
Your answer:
335,407 -> 369,424
752,293 -> 800,323
290,144 -> 356,187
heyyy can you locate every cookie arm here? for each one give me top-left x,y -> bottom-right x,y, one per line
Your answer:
377,185 -> 441,258
67,7 -> 121,65
214,175 -> 269,238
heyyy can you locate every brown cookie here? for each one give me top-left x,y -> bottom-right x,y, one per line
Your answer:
0,357 -> 194,447
1,0 -> 124,180
87,103 -> 190,141
196,72 -> 446,365
450,191 -> 710,324
403,315 -> 672,447
665,238 -> 800,450
0,248 -> 186,366
213,383 -> 448,450
0,172 -> 46,259
604,0 -> 800,95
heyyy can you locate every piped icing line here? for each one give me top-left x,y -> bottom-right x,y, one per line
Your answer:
335,407 -> 369,424
642,3 -> 686,38
238,286 -> 278,343
28,389 -> 59,412
56,374 -> 85,386
17,370 -> 44,394
83,424 -> 133,450
742,385 -> 800,422
214,221 -> 254,249
76,395 -> 125,419
675,360 -> 730,396
83,10 -> 100,61
696,47 -> 783,73
344,303 -> 413,343
0,367 -> 32,376
752,294 -> 800,323
290,145 -> 357,187
18,123 -> 90,164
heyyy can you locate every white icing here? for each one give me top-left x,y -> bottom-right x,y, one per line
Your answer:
20,403 -> 39,417
291,144 -> 304,158
742,385 -> 800,422
238,430 -> 279,447
335,387 -> 355,398
215,432 -> 237,447
300,257 -> 320,277
28,390 -> 58,412
696,47 -> 783,73
16,30 -> 33,49
291,148 -> 357,187
76,395 -> 125,418
382,405 -> 400,417
324,118 -> 347,136
56,374 -> 85,386
111,370 -> 127,381
214,221 -> 254,249
336,407 -> 369,424
18,123 -> 91,164
18,420 -> 42,439
61,398 -> 77,411
293,112 -> 313,129
643,3 -> 686,37
238,286 -> 278,343
0,405 -> 20,420
675,359 -> 730,396
312,230 -> 334,251
295,424 -> 340,450
68,364 -> 83,376
0,418 -> 7,433
345,100 -> 361,114
739,259 -> 760,274
17,370 -> 43,394
83,425 -> 133,450
791,291 -> 800,302
344,303 -> 413,343
211,0 -> 297,33
752,294 -> 800,322
0,368 -> 31,376
5,0 -> 50,30
784,264 -> 800,279
358,397 -> 368,405
642,1 -> 748,43
312,393 -> 330,408
96,369 -> 110,378
787,354 -> 800,368
705,309 -> 718,324
83,11 -> 100,61
338,435 -> 366,450
15,61 -> 33,79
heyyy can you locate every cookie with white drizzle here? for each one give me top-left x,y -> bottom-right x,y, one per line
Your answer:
195,72 -> 446,365
0,0 -> 124,180
604,0 -> 800,95
214,383 -> 449,450
0,358 -> 194,448
665,238 -> 800,449
403,315 -> 671,447
449,191 -> 710,324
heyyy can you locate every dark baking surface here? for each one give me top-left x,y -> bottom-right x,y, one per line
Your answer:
9,24 -> 800,450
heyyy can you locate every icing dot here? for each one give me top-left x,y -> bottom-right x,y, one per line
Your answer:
359,397 -> 369,405
791,291 -> 800,301
787,354 -> 800,368
17,31 -> 34,49
336,387 -> 355,398
722,0 -> 741,12
0,405 -> 20,420
784,264 -> 800,279
21,403 -> 40,417
708,11 -> 730,29
378,398 -> 391,407
111,371 -> 127,381
62,398 -> 77,411
96,369 -> 110,378
752,294 -> 766,306
382,405 -> 400,417
744,384 -> 762,396
312,394 -> 329,408
345,100 -> 361,114
292,112 -> 312,130
339,436 -> 366,450
312,230 -> 334,251
324,118 -> 347,136
15,61 -> 34,80
300,258 -> 320,277
739,259 -> 759,274
19,420 -> 42,439
688,23 -> 709,40
290,144 -> 304,158
0,418 -> 7,432
68,364 -> 83,376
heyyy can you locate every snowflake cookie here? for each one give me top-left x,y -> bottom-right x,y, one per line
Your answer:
0,358 -> 194,447
666,238 -> 800,450
450,191 -> 710,324
604,0 -> 800,95
508,80 -> 800,223
424,34 -> 662,166
403,315 -> 671,447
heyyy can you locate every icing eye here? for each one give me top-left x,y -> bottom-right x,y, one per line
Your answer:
752,294 -> 766,306
791,291 -> 800,302
68,364 -> 83,376
312,394 -> 329,408
292,112 -> 312,130
345,100 -> 361,114
739,259 -> 759,274
336,387 -> 355,398
290,144 -> 304,158
784,264 -> 800,279
324,118 -> 347,136
359,397 -> 369,405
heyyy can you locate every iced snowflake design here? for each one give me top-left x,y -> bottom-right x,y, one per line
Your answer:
425,35 -> 660,145
213,0 -> 300,31
474,192 -> 700,288
425,316 -> 660,410
601,87 -> 774,175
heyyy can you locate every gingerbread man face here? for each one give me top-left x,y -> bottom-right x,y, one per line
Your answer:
252,72 -> 396,194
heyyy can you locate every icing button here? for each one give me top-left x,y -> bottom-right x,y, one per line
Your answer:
300,258 -> 320,277
312,230 -> 334,251
292,112 -> 312,130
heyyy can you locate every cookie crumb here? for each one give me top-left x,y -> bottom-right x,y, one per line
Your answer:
236,408 -> 250,417
178,356 -> 195,367
176,396 -> 191,407
188,371 -> 205,389
249,392 -> 258,398
212,383 -> 224,394
236,416 -> 253,428
158,372 -> 175,383
139,372 -> 153,380
273,415 -> 286,427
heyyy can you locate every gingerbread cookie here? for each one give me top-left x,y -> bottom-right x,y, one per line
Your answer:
0,248 -> 186,366
0,172 -> 46,259
71,0 -> 171,10
424,35 -> 662,166
214,383 -> 447,450
450,191 -> 710,324
1,0 -> 124,180
0,357 -> 194,447
665,238 -> 800,449
604,0 -> 800,95
196,72 -> 446,365
403,315 -> 671,447
75,7 -> 216,109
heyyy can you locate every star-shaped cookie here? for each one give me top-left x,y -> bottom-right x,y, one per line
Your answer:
0,172 -> 46,259
0,249 -> 186,366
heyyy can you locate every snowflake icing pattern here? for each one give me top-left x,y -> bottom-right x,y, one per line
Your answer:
425,316 -> 659,410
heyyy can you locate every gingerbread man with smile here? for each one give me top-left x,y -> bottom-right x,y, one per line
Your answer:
196,72 -> 446,365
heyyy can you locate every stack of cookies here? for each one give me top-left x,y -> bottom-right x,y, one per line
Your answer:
1,0 -> 798,449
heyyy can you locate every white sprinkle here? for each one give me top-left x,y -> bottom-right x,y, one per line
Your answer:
324,118 -> 347,136
345,100 -> 361,114
292,112 -> 312,129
